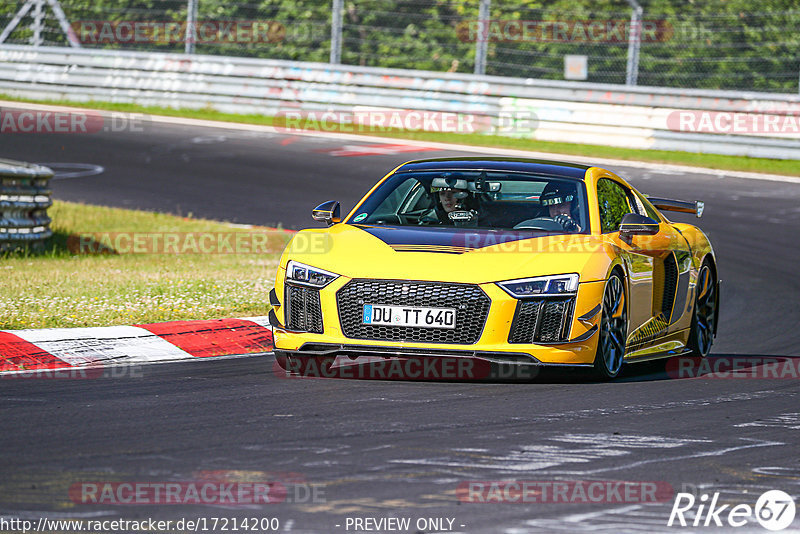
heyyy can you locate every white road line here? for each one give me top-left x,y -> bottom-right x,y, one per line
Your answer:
551,434 -> 711,448
391,444 -> 630,472
552,438 -> 784,476
735,413 -> 800,429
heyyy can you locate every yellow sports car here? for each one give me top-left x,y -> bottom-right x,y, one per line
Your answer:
269,158 -> 718,379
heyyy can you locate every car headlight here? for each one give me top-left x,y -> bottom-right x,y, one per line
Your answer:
285,260 -> 339,288
496,274 -> 579,298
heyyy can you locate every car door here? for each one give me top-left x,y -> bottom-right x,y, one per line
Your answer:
597,178 -> 655,341
596,178 -> 692,352
628,188 -> 695,337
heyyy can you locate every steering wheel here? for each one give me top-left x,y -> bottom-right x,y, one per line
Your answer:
398,208 -> 433,225
513,217 -> 565,231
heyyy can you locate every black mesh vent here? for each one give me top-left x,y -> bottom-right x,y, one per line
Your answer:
508,300 -> 542,343
509,297 -> 575,343
285,285 -> 323,333
662,253 -> 678,319
628,314 -> 670,347
336,279 -> 490,344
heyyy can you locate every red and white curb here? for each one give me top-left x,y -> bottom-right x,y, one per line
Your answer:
0,317 -> 273,374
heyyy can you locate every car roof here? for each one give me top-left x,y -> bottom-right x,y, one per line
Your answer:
397,157 -> 591,179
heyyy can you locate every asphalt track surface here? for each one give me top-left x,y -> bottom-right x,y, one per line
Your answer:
2,119 -> 800,533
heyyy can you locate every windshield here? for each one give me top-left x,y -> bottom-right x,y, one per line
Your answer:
348,170 -> 589,234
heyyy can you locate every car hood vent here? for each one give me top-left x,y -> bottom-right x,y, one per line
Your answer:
389,244 -> 472,254
356,225 -> 540,251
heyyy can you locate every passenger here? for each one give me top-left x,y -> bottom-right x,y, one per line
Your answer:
428,180 -> 479,226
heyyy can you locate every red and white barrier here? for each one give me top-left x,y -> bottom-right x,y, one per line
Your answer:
0,317 -> 273,373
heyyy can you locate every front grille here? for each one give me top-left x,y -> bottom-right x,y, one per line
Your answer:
285,284 -> 323,333
509,297 -> 575,343
336,279 -> 491,344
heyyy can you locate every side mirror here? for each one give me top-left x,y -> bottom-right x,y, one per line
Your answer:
312,200 -> 341,226
619,213 -> 659,240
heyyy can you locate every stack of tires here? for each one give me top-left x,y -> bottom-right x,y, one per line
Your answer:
0,159 -> 53,252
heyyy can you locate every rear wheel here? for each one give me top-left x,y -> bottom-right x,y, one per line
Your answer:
593,271 -> 628,379
687,260 -> 717,357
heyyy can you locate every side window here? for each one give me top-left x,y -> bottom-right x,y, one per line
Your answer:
368,178 -> 417,219
400,182 -> 433,213
597,178 -> 634,233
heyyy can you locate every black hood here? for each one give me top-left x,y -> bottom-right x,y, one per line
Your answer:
355,224 -> 545,251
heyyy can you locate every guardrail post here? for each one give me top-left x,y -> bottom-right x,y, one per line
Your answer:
45,0 -> 81,47
0,160 -> 54,252
330,0 -> 343,64
625,0 -> 643,85
31,0 -> 43,46
474,0 -> 490,75
185,0 -> 198,54
1,0 -> 80,47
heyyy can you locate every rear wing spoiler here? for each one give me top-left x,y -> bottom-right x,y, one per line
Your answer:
647,197 -> 705,218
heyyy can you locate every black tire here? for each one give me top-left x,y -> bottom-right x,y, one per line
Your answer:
687,259 -> 717,358
593,271 -> 628,380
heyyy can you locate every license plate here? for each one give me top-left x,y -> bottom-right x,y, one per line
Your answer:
362,304 -> 456,329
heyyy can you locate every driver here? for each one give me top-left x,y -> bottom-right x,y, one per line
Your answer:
540,183 -> 582,232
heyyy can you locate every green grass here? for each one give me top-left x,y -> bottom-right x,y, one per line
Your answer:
3,93 -> 800,177
0,201 -> 291,329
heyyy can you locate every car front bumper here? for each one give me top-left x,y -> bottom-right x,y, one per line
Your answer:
269,272 -> 604,367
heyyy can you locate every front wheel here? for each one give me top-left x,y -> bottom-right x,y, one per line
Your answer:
687,260 -> 717,357
593,271 -> 628,380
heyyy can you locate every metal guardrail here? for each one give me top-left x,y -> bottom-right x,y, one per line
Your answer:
0,158 -> 53,251
1,44 -> 799,160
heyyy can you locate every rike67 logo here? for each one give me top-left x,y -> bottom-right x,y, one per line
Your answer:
668,490 -> 796,530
